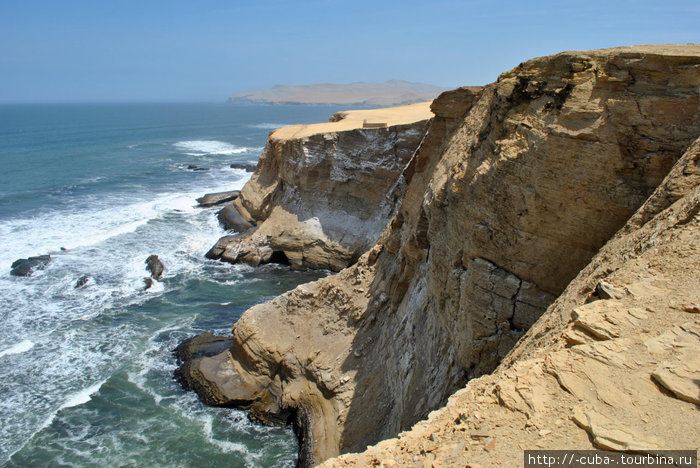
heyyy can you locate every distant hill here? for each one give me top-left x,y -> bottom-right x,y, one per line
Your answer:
228,80 -> 448,106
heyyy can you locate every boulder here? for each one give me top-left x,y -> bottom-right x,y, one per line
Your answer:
174,333 -> 236,406
74,275 -> 89,288
217,203 -> 255,233
196,190 -> 240,208
10,255 -> 51,277
145,255 -> 164,280
230,163 -> 257,172
143,277 -> 154,290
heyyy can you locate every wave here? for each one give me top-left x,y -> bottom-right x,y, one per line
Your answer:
0,340 -> 34,358
248,123 -> 285,130
173,140 -> 257,156
0,173 -> 252,270
59,380 -> 105,411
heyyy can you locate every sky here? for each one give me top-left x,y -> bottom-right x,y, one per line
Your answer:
0,0 -> 698,103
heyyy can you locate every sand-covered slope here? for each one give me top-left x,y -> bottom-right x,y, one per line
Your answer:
182,45 -> 700,466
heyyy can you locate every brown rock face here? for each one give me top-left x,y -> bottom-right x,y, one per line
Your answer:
326,133 -> 700,468
184,45 -> 700,465
206,103 -> 434,271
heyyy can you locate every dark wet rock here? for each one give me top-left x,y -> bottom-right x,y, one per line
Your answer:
143,277 -> 154,290
217,203 -> 255,233
205,235 -> 236,260
10,255 -> 51,277
145,255 -> 164,280
196,190 -> 241,208
60,247 -> 67,251
186,165 -> 209,172
249,391 -> 294,427
174,333 -> 235,405
230,163 -> 257,172
74,275 -> 89,288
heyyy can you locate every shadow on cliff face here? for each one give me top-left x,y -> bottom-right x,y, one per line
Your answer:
337,50 -> 700,454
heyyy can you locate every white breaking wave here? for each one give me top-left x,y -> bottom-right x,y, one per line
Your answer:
0,174 -> 251,270
248,123 -> 285,130
0,340 -> 34,358
173,140 -> 254,156
59,380 -> 105,411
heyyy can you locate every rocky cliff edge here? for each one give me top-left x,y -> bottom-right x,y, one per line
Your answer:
206,102 -> 436,271
184,45 -> 700,466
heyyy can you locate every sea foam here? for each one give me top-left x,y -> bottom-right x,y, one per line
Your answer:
59,381 -> 105,411
0,340 -> 35,358
173,140 -> 253,156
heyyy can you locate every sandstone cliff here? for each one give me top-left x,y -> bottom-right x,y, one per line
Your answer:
325,133 -> 700,467
183,45 -> 700,466
206,102 -> 434,271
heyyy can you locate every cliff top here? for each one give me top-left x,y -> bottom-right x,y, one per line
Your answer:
270,101 -> 434,141
228,80 -> 447,106
569,43 -> 700,56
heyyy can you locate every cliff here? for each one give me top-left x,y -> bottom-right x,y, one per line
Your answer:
182,45 -> 700,466
325,134 -> 700,466
206,102 -> 435,271
228,81 -> 447,106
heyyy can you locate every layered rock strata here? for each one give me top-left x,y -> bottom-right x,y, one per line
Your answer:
206,102 -> 434,271
325,134 -> 700,467
183,45 -> 700,466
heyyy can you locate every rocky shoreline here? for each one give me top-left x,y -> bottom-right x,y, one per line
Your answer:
179,45 -> 700,467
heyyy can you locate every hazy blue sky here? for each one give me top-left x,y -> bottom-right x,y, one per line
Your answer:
1,0 -> 698,102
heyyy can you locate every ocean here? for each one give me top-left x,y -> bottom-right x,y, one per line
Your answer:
0,103 -> 343,467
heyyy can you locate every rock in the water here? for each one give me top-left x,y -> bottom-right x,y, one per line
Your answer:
74,275 -> 89,288
186,164 -> 209,171
230,163 -> 257,172
10,255 -> 51,277
217,203 -> 255,233
196,190 -> 241,207
145,255 -> 164,280
143,277 -> 154,290
174,333 -> 236,405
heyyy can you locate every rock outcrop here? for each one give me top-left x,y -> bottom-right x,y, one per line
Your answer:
10,255 -> 51,277
145,255 -> 164,280
196,190 -> 241,207
215,204 -> 255,233
206,102 -> 434,271
182,45 -> 700,466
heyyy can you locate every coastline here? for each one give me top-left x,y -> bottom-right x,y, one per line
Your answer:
179,45 -> 700,466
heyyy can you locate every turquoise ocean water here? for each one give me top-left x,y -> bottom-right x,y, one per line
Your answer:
0,103 -> 342,467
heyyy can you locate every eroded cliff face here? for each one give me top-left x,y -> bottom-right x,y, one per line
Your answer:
325,134 -> 700,467
183,45 -> 700,466
206,102 -> 433,271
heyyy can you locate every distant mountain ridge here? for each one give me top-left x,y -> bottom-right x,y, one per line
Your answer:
228,80 -> 448,106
